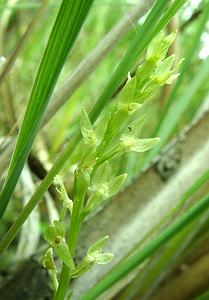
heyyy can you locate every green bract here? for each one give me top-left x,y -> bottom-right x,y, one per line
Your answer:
42,247 -> 58,291
81,109 -> 98,147
146,31 -> 176,62
70,236 -> 113,279
43,248 -> 56,271
44,221 -> 75,270
54,176 -> 73,214
120,136 -> 161,153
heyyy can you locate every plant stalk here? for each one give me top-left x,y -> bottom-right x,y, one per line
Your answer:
0,0 -> 186,254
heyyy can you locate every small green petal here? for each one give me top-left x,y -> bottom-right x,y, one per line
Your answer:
87,236 -> 109,257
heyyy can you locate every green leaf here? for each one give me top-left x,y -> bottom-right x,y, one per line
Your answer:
80,192 -> 209,300
0,0 -> 95,220
0,0 -> 187,256
89,0 -> 171,123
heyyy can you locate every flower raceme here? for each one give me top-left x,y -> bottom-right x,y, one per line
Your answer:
43,31 -> 180,294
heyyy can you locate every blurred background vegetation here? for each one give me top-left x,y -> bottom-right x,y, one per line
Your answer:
1,0 -> 209,299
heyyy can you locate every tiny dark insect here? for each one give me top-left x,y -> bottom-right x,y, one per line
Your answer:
54,236 -> 61,244
128,126 -> 132,132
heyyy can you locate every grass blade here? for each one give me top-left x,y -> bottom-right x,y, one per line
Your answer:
0,0 -> 187,253
0,0 -> 94,219
80,192 -> 209,300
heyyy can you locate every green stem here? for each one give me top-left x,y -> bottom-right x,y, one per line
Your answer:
59,206 -> 67,222
51,270 -> 59,293
0,0 -> 186,254
55,265 -> 72,300
55,168 -> 89,299
80,192 -> 209,300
